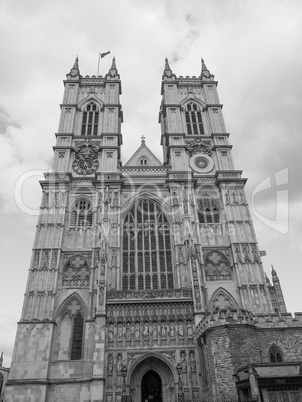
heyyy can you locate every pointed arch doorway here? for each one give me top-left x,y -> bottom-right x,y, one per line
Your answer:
129,355 -> 176,402
141,370 -> 162,402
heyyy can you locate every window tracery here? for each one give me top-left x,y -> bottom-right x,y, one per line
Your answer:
81,102 -> 99,136
56,297 -> 85,361
62,255 -> 90,287
122,200 -> 173,290
185,102 -> 204,135
205,251 -> 232,281
70,199 -> 93,229
197,196 -> 220,224
211,289 -> 236,312
269,344 -> 283,363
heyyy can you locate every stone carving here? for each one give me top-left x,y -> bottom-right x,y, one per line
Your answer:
107,354 -> 113,373
51,251 -> 58,269
107,288 -> 192,300
186,138 -> 212,157
117,354 -> 122,375
41,250 -> 50,270
32,251 -> 40,269
189,351 -> 196,371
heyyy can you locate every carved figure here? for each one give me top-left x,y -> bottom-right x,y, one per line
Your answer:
107,354 -> 113,373
117,354 -> 122,374
189,351 -> 196,371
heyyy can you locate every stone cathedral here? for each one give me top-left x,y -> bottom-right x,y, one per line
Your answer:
5,58 -> 302,402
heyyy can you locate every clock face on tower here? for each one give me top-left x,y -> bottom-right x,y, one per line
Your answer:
72,155 -> 99,175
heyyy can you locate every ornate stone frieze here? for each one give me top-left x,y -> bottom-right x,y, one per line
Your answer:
106,288 -> 192,301
186,138 -> 212,157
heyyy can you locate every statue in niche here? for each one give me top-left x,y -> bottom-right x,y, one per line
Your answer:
107,354 -> 113,374
126,323 -> 132,340
135,323 -> 140,340
108,326 -> 114,341
189,351 -> 196,371
187,324 -> 193,338
117,324 -> 123,340
143,323 -> 149,338
170,323 -> 175,338
161,324 -> 167,337
181,351 -> 187,372
178,322 -> 184,337
117,354 -> 122,375
153,323 -> 158,339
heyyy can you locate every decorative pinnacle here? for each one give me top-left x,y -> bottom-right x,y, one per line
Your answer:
69,56 -> 80,76
141,135 -> 146,145
165,57 -> 171,71
271,265 -> 278,279
108,56 -> 117,73
265,273 -> 271,284
201,57 -> 213,79
163,57 -> 173,77
0,351 -> 3,367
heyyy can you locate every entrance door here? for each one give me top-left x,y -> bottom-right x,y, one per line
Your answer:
141,370 -> 162,402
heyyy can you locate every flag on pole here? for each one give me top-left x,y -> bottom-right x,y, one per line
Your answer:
100,51 -> 110,59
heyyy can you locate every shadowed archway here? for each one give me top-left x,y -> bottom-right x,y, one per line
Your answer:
129,355 -> 175,402
141,370 -> 162,402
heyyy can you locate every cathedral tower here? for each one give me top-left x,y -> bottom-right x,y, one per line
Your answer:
6,57 -> 287,402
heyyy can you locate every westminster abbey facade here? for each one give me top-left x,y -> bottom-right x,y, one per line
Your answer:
5,58 -> 302,402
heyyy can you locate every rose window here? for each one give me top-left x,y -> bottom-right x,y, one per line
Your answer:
195,157 -> 209,169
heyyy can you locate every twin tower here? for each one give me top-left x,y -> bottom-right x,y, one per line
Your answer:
5,57 -> 292,402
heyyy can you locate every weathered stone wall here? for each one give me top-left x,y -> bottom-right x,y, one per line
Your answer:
197,310 -> 302,401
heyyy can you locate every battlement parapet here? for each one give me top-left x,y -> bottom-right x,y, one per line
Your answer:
195,309 -> 302,339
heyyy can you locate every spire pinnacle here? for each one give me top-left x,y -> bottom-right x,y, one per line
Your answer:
200,57 -> 214,79
0,351 -> 3,367
68,56 -> 80,77
108,56 -> 118,76
271,264 -> 277,276
163,57 -> 174,78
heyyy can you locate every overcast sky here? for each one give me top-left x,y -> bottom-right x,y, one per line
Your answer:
0,0 -> 302,367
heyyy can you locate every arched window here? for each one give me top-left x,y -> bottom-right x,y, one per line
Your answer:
70,199 -> 93,229
122,200 -> 173,290
269,344 -> 283,363
71,313 -> 84,360
56,297 -> 85,361
139,157 -> 149,166
185,102 -> 204,135
197,196 -> 220,224
81,102 -> 99,136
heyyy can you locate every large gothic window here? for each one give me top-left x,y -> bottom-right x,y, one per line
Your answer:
185,102 -> 204,135
70,199 -> 93,229
122,200 -> 173,290
81,102 -> 99,136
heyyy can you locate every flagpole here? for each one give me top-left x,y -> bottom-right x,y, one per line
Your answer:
97,53 -> 101,77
